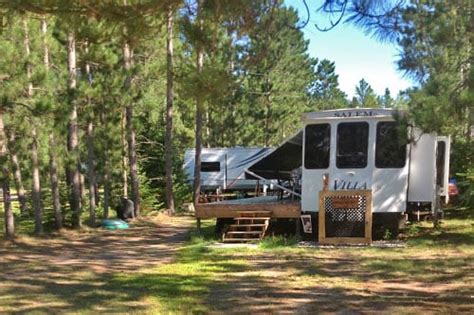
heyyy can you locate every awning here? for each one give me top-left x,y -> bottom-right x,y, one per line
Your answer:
245,130 -> 303,180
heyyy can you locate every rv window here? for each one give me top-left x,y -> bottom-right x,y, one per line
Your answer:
304,124 -> 330,169
375,122 -> 407,168
436,141 -> 446,188
201,162 -> 220,172
336,122 -> 369,169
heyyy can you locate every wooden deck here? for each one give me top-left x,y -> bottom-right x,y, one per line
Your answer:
195,198 -> 301,219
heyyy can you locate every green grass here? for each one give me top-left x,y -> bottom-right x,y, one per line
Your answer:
259,235 -> 300,249
111,242 -> 248,313
110,210 -> 473,312
1,209 -> 473,313
0,197 -> 123,236
405,208 -> 474,249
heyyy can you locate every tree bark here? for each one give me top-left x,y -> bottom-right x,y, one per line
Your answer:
165,7 -> 176,214
205,110 -> 211,148
100,112 -> 110,219
121,108 -> 128,198
80,173 -> 86,209
192,0 -> 205,206
48,134 -> 62,229
86,121 -> 97,226
103,157 -> 111,219
41,18 -> 62,229
23,18 -> 33,97
23,17 -> 43,235
67,31 -> 82,228
41,18 -> 49,68
7,131 -> 27,216
264,75 -> 271,147
126,105 -> 139,217
123,41 -> 140,217
0,113 -> 14,238
83,39 -> 95,224
31,126 -> 43,235
193,48 -> 204,206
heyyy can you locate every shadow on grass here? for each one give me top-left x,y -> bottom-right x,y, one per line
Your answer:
403,221 -> 474,247
410,231 -> 474,247
359,256 -> 472,283
0,239 -> 249,313
443,207 -> 474,220
1,210 -> 472,313
400,208 -> 474,247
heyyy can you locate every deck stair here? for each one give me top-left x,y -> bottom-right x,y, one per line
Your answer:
223,210 -> 272,243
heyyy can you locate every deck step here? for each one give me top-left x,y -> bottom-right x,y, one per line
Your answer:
222,210 -> 272,244
235,217 -> 271,221
229,224 -> 266,228
226,231 -> 262,235
223,238 -> 261,243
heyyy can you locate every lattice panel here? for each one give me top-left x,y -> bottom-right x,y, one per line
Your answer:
323,195 -> 366,238
319,190 -> 372,244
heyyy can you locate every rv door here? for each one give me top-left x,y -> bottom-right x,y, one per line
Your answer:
332,121 -> 372,191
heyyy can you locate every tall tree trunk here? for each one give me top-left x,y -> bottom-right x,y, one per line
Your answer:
126,105 -> 139,217
165,8 -> 175,214
205,110 -> 211,148
31,126 -> 43,235
103,157 -> 111,219
48,134 -> 62,229
41,18 -> 49,68
84,44 -> 96,226
121,108 -> 128,198
263,75 -> 271,147
193,48 -> 204,206
79,173 -> 86,209
23,18 -> 33,97
67,32 -> 82,228
123,41 -> 140,217
0,113 -> 14,238
230,102 -> 236,147
100,112 -> 110,218
7,132 -> 27,216
23,17 -> 43,235
86,121 -> 97,226
42,18 -> 62,228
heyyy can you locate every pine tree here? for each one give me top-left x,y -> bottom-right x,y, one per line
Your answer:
239,3 -> 317,146
379,88 -> 394,108
165,6 -> 176,214
309,59 -> 348,110
354,78 -> 378,108
66,30 -> 82,228
192,0 -> 205,206
0,111 -> 13,238
21,17 -> 44,235
7,130 -> 27,216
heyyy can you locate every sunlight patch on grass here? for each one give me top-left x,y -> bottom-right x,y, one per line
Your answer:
1,209 -> 472,313
111,241 -> 250,313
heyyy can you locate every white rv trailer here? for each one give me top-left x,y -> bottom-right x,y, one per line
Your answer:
183,147 -> 272,192
244,108 -> 450,232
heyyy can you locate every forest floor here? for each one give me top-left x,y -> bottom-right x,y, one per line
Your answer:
0,209 -> 473,314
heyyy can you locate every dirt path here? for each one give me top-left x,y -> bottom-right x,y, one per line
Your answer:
0,214 -> 194,313
206,251 -> 473,314
0,214 -> 193,273
1,215 -> 472,314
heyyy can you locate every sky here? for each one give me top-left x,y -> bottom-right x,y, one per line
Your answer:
285,1 -> 415,98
